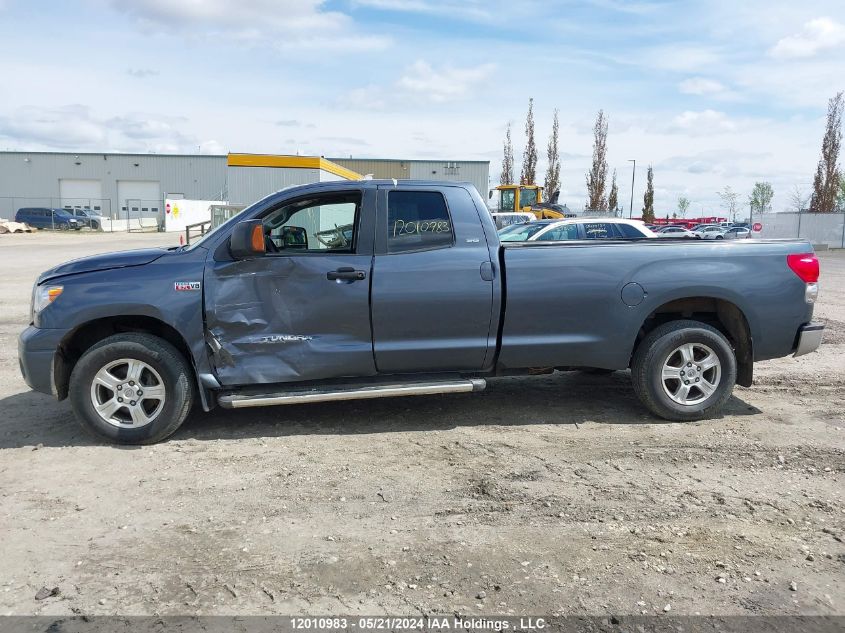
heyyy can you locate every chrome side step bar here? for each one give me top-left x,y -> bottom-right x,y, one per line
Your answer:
217,378 -> 487,409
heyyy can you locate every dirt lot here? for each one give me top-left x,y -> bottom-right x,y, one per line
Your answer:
0,232 -> 842,617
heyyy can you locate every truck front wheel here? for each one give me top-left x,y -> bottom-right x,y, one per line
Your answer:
631,320 -> 736,421
69,333 -> 194,444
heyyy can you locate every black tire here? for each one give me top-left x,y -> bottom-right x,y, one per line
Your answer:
69,333 -> 194,444
631,320 -> 736,421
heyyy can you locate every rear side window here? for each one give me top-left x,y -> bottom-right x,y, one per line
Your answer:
617,223 -> 646,238
582,222 -> 617,239
387,191 -> 453,253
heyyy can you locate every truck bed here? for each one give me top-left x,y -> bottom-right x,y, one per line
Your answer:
497,237 -> 815,370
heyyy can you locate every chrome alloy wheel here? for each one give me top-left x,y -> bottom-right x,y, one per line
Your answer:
89,358 -> 166,428
661,342 -> 721,406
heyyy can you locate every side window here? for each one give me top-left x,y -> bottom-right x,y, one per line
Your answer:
617,223 -> 645,238
387,191 -> 453,253
582,222 -> 615,239
537,224 -> 579,241
263,192 -> 360,253
500,189 -> 515,212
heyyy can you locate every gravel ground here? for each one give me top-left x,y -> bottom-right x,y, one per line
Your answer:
0,232 -> 842,617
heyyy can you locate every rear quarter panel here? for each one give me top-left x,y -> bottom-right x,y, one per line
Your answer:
498,239 -> 815,370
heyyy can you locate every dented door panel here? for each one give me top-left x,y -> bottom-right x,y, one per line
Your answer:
204,254 -> 376,386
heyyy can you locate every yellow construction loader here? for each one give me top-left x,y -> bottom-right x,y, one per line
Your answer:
490,184 -> 573,219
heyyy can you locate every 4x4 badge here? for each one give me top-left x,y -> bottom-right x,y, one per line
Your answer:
174,281 -> 201,291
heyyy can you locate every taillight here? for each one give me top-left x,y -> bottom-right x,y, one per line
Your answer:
787,253 -> 819,283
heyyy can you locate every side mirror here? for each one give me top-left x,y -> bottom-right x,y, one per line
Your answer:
229,219 -> 265,259
488,189 -> 494,200
550,190 -> 560,204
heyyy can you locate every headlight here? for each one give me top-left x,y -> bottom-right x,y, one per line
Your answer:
32,284 -> 63,318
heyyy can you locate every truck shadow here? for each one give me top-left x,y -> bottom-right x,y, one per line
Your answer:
0,371 -> 761,449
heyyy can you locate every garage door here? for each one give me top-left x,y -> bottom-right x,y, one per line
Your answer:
117,180 -> 161,219
60,179 -> 104,213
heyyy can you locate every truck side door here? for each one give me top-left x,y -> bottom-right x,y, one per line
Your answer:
204,188 -> 377,386
370,185 -> 496,373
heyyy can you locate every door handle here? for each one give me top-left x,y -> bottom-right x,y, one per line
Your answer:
327,267 -> 366,281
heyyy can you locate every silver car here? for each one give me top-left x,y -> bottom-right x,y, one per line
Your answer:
655,226 -> 700,239
694,225 -> 727,240
722,226 -> 751,239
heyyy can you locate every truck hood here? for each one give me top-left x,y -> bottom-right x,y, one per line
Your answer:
37,248 -> 170,284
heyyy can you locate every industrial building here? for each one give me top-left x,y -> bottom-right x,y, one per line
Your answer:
0,151 -> 490,226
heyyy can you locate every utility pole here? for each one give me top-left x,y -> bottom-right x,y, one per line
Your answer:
628,159 -> 636,218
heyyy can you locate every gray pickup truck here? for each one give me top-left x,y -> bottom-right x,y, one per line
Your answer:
19,180 -> 823,444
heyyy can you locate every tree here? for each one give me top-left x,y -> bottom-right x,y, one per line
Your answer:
585,109 -> 609,211
749,181 -> 774,215
810,91 -> 843,213
838,176 -> 845,211
520,98 -> 537,185
717,185 -> 740,221
789,184 -> 809,212
544,108 -> 561,198
500,122 -> 514,185
608,169 -> 619,213
677,196 -> 690,217
641,165 -> 655,222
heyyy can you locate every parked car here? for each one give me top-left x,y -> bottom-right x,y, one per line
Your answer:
655,225 -> 700,239
498,218 -> 656,242
19,180 -> 823,444
723,226 -> 751,239
67,208 -> 106,230
694,225 -> 727,240
491,212 -> 534,229
15,208 -> 82,230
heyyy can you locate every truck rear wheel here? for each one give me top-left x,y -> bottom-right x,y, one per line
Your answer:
69,333 -> 194,444
631,320 -> 736,421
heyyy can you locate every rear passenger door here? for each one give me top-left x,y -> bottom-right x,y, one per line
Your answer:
371,186 -> 495,373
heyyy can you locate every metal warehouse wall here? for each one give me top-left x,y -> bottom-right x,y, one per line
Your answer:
0,151 -> 227,218
225,167 -> 324,206
332,158 -> 490,198
332,159 -> 411,181
408,161 -> 489,197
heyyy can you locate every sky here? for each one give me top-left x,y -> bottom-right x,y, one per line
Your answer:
0,0 -> 843,214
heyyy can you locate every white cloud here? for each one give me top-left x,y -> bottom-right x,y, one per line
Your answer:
769,17 -> 845,59
0,105 -> 222,154
662,110 -> 738,136
646,45 -> 723,72
109,0 -> 391,51
352,0 -> 493,22
126,68 -> 159,78
678,77 -> 727,96
397,60 -> 496,103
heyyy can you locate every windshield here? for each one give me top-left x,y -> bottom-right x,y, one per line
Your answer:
498,223 -> 548,242
519,187 -> 538,208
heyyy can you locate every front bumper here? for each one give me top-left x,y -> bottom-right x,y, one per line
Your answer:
18,326 -> 68,396
794,321 -> 824,357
